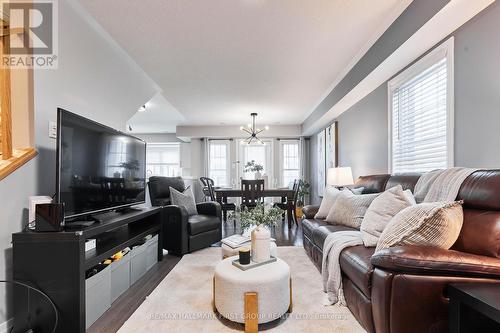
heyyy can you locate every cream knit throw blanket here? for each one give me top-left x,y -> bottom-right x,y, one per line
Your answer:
322,167 -> 477,306
322,230 -> 363,305
414,167 -> 477,203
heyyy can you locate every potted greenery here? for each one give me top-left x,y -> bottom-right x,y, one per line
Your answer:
244,160 -> 264,179
234,203 -> 282,262
295,180 -> 310,219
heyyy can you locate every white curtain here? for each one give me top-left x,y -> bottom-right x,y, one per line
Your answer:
201,138 -> 210,177
300,137 -> 310,205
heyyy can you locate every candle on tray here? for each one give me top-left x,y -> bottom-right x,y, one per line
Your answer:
239,247 -> 251,265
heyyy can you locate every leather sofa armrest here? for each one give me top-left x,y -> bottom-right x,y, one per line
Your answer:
196,202 -> 222,219
302,205 -> 319,219
371,245 -> 500,279
163,205 -> 189,255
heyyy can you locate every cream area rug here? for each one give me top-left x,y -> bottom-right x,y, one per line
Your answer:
118,246 -> 365,333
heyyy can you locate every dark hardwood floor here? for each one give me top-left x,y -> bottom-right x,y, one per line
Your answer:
87,218 -> 303,333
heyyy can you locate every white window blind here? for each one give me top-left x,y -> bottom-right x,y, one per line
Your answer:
389,39 -> 453,174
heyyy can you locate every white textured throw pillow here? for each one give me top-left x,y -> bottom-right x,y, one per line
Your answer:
375,201 -> 464,252
170,186 -> 198,215
325,191 -> 379,229
314,187 -> 341,219
361,185 -> 415,247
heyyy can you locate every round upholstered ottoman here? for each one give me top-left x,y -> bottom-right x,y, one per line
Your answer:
213,257 -> 291,329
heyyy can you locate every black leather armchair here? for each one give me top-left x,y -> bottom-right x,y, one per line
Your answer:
148,176 -> 186,206
163,202 -> 222,255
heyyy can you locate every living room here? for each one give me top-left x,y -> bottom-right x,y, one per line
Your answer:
0,0 -> 499,332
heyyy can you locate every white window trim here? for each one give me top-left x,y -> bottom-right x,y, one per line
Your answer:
387,36 -> 454,174
278,139 -> 302,187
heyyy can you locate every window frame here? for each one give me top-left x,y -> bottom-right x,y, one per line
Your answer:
388,37 -> 454,174
208,139 -> 231,187
278,139 -> 301,187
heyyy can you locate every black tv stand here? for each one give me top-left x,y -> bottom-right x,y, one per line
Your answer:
115,206 -> 143,214
12,206 -> 164,333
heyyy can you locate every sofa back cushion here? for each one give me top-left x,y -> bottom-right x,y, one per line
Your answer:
353,174 -> 390,194
148,176 -> 186,201
453,170 -> 500,258
385,174 -> 421,192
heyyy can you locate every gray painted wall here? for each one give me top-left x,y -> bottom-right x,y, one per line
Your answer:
309,2 -> 500,205
454,3 -> 500,168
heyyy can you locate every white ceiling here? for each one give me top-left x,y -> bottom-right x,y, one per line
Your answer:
127,93 -> 186,133
79,0 -> 405,130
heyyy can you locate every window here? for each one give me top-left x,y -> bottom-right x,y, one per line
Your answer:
106,139 -> 128,177
209,140 -> 230,186
389,38 -> 454,174
280,140 -> 300,187
238,140 -> 273,181
146,143 -> 180,177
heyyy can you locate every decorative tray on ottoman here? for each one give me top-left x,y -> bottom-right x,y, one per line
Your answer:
231,256 -> 277,271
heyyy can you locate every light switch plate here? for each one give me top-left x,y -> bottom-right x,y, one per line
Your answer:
49,121 -> 57,139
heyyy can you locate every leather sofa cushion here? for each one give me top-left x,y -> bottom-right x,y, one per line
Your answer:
301,218 -> 330,239
188,214 -> 221,235
385,174 -> 421,192
452,209 -> 500,258
148,176 -> 186,202
354,174 -> 390,194
340,245 -> 376,298
302,205 -> 319,219
371,245 -> 500,278
312,224 -> 357,250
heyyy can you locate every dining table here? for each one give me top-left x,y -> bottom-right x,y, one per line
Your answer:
213,187 -> 296,228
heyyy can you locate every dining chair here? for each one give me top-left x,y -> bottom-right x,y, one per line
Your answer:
241,179 -> 265,210
273,179 -> 300,226
205,180 -> 236,223
199,177 -> 214,201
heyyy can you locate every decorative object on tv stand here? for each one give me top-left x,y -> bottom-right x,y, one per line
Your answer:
295,180 -> 310,219
244,160 -> 264,179
236,202 -> 282,263
240,112 -> 269,145
327,167 -> 354,189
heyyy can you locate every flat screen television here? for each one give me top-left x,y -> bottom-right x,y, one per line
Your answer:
56,108 -> 146,220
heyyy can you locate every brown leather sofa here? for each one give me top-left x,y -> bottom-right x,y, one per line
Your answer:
301,170 -> 500,333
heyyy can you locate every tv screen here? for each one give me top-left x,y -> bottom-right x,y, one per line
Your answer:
56,108 -> 146,219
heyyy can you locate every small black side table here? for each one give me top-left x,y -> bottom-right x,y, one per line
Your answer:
448,283 -> 500,333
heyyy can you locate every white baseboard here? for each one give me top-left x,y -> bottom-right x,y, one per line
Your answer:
0,318 -> 13,333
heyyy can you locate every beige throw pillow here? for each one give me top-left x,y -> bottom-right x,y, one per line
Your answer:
375,201 -> 464,252
361,185 -> 415,247
314,187 -> 341,219
325,191 -> 379,229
